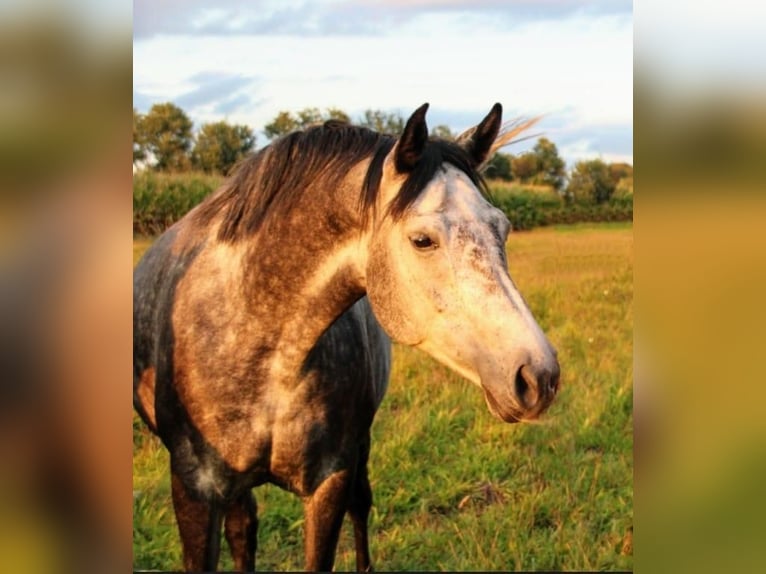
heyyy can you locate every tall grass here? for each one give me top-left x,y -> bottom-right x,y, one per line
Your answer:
133,222 -> 633,571
133,171 -> 223,235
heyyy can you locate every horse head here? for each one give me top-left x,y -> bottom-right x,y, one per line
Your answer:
364,103 -> 560,423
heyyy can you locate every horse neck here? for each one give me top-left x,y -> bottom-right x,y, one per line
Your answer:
237,180 -> 370,377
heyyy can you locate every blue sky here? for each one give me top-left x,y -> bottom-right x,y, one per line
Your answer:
133,0 -> 634,166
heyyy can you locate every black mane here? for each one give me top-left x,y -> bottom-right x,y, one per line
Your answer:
194,120 -> 490,242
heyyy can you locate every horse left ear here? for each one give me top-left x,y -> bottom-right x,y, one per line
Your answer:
395,103 -> 430,173
456,102 -> 503,169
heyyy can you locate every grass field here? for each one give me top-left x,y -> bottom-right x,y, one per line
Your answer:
133,222 -> 633,571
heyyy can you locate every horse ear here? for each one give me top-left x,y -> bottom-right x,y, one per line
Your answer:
395,103 -> 429,173
456,102 -> 503,169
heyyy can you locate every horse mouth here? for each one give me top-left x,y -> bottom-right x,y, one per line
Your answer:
482,388 -> 524,423
482,386 -> 554,424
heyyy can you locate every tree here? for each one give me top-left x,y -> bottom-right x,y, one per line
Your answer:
133,108 -> 146,167
264,111 -> 299,140
484,152 -> 514,181
532,137 -> 566,190
358,109 -> 404,134
608,162 -> 633,185
192,121 -> 256,175
615,175 -> 633,197
139,102 -> 193,172
296,107 -> 323,126
566,159 -> 616,203
608,162 -> 633,197
511,153 -> 539,181
264,107 -> 353,140
325,107 -> 351,123
430,124 -> 455,139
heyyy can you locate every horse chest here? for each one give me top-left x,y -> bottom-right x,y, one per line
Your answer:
264,381 -> 362,496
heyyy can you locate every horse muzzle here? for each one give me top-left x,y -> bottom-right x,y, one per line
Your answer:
481,361 -> 560,423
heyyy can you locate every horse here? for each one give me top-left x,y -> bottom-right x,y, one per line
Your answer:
133,102 -> 560,572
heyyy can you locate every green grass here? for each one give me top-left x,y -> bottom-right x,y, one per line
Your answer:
133,222 -> 633,571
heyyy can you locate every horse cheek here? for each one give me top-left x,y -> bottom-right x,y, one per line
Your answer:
366,248 -> 422,345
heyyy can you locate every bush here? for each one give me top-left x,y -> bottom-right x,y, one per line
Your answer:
133,171 -> 222,235
615,176 -> 633,197
566,159 -> 616,204
488,182 -> 632,231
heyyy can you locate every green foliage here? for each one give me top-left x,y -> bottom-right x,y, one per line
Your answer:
133,171 -> 222,235
133,107 -> 146,166
608,163 -> 634,198
261,107 -> 407,139
138,102 -> 194,172
566,159 -> 617,204
491,185 -> 563,231
359,109 -> 405,134
511,152 -> 538,181
263,111 -> 298,140
539,198 -> 633,229
296,107 -> 324,126
430,124 -> 455,139
324,106 -> 352,123
508,138 -> 566,189
489,183 -> 632,231
133,223 -> 633,571
191,121 -> 255,175
484,152 -> 514,181
264,107 -> 353,139
608,162 -> 633,185
532,137 -> 566,190
615,175 -> 633,197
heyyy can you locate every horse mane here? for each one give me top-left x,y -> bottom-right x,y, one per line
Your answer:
194,119 -> 490,243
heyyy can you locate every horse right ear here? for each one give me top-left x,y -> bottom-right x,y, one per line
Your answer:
455,103 -> 503,169
395,103 -> 429,173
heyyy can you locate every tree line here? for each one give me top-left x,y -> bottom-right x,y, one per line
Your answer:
133,102 -> 633,204
485,139 -> 633,203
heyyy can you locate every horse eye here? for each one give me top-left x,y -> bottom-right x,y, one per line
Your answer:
410,234 -> 437,250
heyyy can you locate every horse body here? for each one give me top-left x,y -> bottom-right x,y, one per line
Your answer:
133,103 -> 560,571
134,157 -> 389,570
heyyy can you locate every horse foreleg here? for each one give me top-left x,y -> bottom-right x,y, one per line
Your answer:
303,469 -> 352,572
348,443 -> 373,572
170,471 -> 224,572
224,490 -> 258,572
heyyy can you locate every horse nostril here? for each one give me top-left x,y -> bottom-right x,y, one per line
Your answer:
550,373 -> 560,394
549,363 -> 561,394
515,365 -> 539,409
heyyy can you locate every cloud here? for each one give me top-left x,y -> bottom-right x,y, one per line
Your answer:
548,123 -> 634,165
174,72 -> 256,110
354,0 -> 631,22
133,5 -> 631,162
214,93 -> 257,116
133,0 -> 632,39
132,1 -> 342,38
132,91 -> 155,113
133,0 -> 206,38
133,72 -> 261,128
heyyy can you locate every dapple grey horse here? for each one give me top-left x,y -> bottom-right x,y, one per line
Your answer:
133,103 -> 560,571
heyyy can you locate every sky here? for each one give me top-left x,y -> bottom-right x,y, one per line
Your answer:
133,0 -> 634,166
